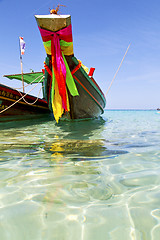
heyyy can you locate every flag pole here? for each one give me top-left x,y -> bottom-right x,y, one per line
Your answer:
19,37 -> 25,92
20,55 -> 25,92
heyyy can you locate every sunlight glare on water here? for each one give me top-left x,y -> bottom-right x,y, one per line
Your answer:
0,110 -> 160,240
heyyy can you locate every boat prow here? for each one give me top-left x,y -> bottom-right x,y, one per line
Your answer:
35,13 -> 106,122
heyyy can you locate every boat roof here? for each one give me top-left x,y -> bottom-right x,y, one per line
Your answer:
3,72 -> 44,84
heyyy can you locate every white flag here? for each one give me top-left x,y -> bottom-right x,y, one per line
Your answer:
19,37 -> 25,55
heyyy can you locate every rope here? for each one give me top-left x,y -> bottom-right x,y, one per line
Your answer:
0,76 -> 44,114
18,86 -> 43,105
105,44 -> 131,97
13,74 -> 44,106
14,74 -> 43,90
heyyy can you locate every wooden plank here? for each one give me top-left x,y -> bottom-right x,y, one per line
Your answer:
35,15 -> 71,32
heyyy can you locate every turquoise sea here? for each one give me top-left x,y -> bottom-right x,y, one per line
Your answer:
0,110 -> 160,240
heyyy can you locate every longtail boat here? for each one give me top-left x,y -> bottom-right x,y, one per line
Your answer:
0,71 -> 50,121
35,14 -> 106,122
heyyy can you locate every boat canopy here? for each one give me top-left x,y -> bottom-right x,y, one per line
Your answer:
3,72 -> 44,84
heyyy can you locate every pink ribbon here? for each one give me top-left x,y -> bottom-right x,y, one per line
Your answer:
38,25 -> 73,110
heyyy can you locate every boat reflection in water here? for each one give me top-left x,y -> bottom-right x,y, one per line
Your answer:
46,138 -> 128,162
45,117 -> 128,161
56,117 -> 106,139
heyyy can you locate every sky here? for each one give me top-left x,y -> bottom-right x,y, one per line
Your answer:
0,0 -> 160,109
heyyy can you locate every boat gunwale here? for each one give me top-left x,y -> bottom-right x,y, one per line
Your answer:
0,83 -> 47,104
72,57 -> 106,106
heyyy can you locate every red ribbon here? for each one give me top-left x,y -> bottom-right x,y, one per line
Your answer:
38,25 -> 73,111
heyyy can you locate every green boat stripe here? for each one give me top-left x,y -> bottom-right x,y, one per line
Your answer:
72,57 -> 106,105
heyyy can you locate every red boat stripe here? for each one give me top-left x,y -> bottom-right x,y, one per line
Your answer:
0,85 -> 47,103
71,62 -> 82,75
0,96 -> 48,110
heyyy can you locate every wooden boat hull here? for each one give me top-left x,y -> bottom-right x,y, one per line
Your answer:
44,55 -> 106,120
35,14 -> 106,121
0,83 -> 50,119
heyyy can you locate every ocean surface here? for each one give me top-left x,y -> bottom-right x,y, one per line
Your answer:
0,110 -> 160,240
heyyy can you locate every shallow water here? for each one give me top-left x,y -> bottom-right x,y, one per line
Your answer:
0,110 -> 160,240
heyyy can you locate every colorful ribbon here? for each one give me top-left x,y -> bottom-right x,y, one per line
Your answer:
39,26 -> 72,110
38,24 -> 79,122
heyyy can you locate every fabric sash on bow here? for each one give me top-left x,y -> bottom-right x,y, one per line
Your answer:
38,24 -> 78,122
